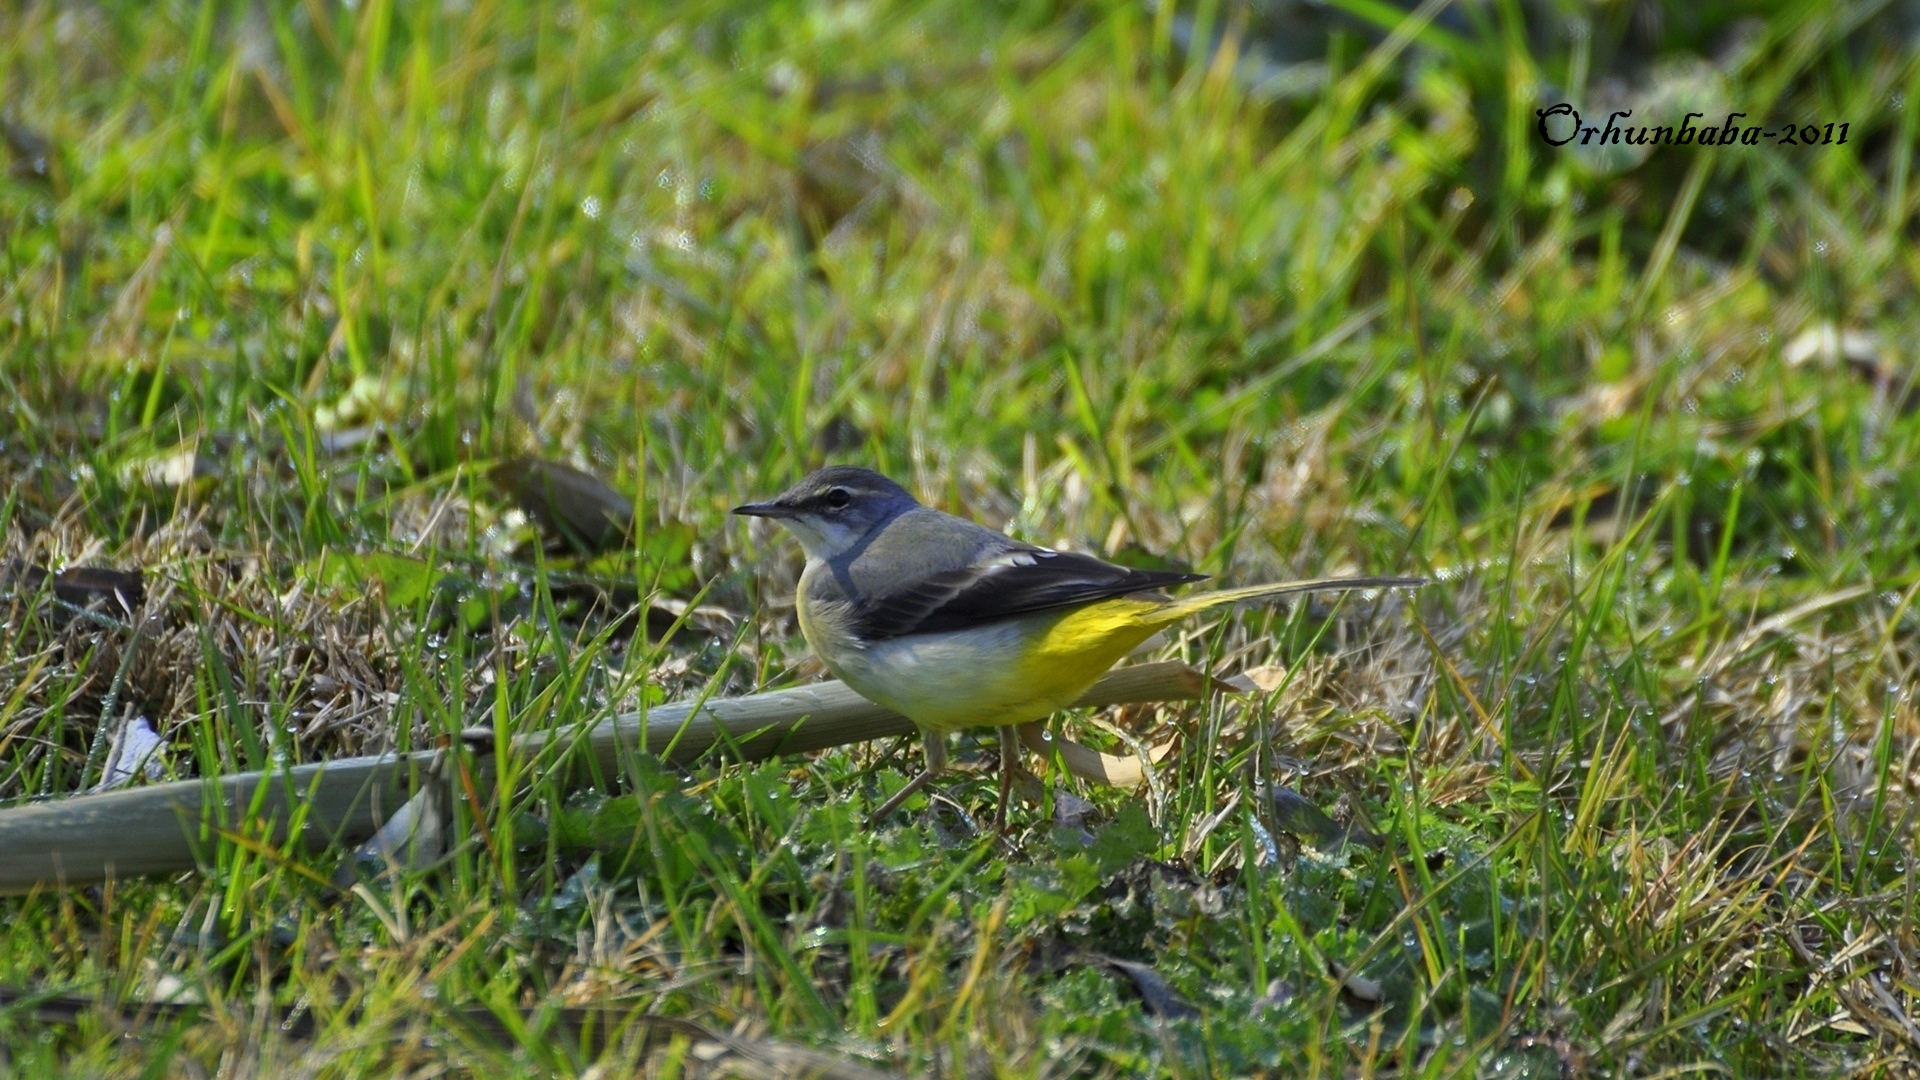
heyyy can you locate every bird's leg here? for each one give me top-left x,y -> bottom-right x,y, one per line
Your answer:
868,732 -> 947,825
994,725 -> 1019,832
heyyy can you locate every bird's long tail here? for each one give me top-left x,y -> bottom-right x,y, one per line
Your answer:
1149,575 -> 1424,626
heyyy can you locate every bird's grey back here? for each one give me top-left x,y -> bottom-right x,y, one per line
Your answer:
803,501 -> 1203,641
832,504 -> 1010,602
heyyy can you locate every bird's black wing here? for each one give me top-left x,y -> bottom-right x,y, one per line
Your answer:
846,546 -> 1205,641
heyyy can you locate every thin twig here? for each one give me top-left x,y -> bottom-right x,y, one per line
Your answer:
0,661 -> 1222,893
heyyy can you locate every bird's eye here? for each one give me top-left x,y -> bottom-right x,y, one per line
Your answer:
823,487 -> 852,510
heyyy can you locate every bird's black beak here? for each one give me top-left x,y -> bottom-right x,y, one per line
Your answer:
732,500 -> 796,519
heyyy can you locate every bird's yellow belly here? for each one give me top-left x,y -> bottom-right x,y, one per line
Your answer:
816,599 -> 1167,733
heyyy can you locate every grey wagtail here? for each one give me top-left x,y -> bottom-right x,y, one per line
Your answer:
734,466 -> 1422,824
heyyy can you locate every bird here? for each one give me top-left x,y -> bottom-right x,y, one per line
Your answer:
733,465 -> 1422,825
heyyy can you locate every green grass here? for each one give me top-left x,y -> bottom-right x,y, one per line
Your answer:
3,0 -> 1919,1074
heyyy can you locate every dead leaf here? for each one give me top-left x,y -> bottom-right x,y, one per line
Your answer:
1329,960 -> 1383,1008
1257,978 -> 1297,1009
7,561 -> 145,617
489,456 -> 634,554
797,131 -> 894,242
642,595 -> 739,637
1507,1031 -> 1591,1078
1238,665 -> 1291,692
93,716 -> 166,791
333,783 -> 447,888
1019,723 -> 1149,788
1783,323 -> 1882,369
1783,323 -> 1916,413
1,116 -> 59,188
1053,791 -> 1096,830
1090,954 -> 1199,1019
120,445 -> 218,487
1262,785 -> 1382,851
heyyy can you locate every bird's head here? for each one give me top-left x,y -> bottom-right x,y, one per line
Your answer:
733,466 -> 920,561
